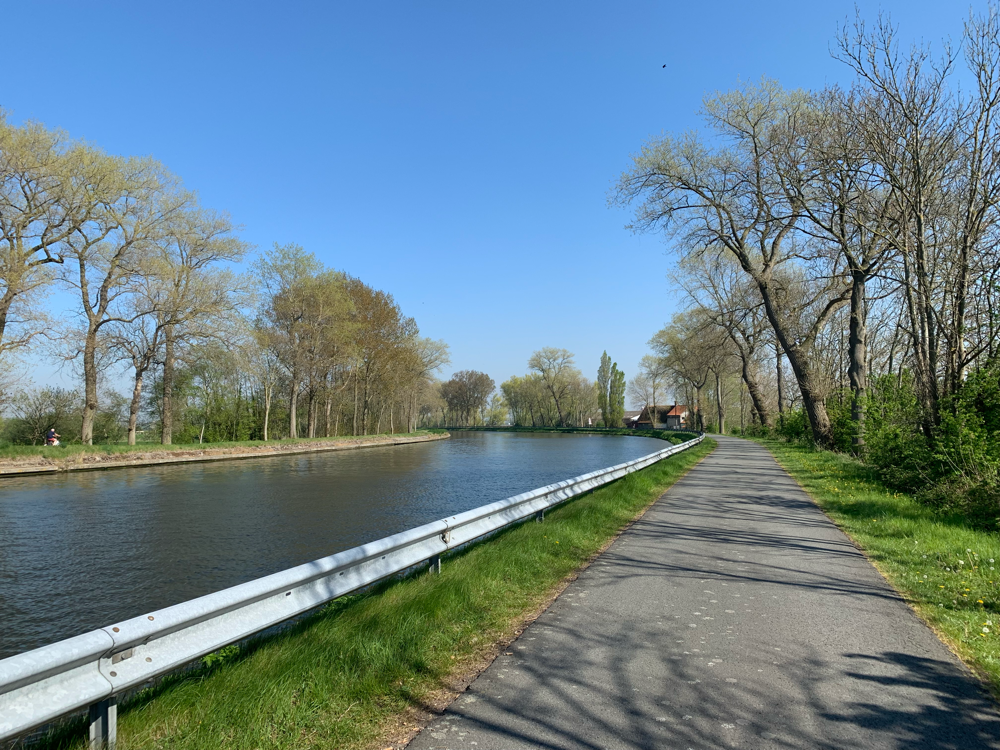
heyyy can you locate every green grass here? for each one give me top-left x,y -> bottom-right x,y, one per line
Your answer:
39,437 -> 714,750
757,438 -> 1000,695
0,431 -> 445,462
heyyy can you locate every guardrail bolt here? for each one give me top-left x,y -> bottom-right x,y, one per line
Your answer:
88,696 -> 117,749
429,555 -> 441,574
535,510 -> 545,523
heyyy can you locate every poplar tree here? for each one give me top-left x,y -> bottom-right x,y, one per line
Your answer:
608,363 -> 626,428
597,350 -> 612,427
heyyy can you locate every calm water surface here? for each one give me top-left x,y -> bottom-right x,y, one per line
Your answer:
0,431 -> 665,658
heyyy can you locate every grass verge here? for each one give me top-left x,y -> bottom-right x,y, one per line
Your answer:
0,431 -> 445,463
757,438 -> 1000,695
0,430 -> 446,458
39,437 -> 714,750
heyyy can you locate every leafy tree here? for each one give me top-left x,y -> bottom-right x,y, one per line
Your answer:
0,115 -> 93,362
527,348 -> 577,427
441,370 -> 495,426
61,155 -> 189,444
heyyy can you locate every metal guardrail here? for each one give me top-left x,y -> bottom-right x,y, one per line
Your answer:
0,434 -> 703,748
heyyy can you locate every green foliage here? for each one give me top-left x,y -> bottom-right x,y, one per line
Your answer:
763,366 -> 1000,531
440,370 -> 495,426
823,390 -> 857,453
862,373 -> 934,492
2,387 -> 80,445
775,407 -> 810,442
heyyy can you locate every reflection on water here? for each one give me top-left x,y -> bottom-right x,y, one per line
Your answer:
0,431 -> 664,658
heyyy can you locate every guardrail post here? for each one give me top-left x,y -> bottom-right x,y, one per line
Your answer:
429,555 -> 441,574
88,696 -> 117,749
535,509 -> 544,522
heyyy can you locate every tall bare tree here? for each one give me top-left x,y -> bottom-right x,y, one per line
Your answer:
615,80 -> 851,446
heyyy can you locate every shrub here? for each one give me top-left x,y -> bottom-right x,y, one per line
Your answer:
863,373 -> 937,492
776,407 -> 810,442
2,387 -> 82,445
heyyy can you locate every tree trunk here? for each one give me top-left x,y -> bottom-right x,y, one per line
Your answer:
352,371 -> 360,436
694,386 -> 703,431
758,282 -> 835,448
847,271 -> 868,453
289,367 -> 299,439
307,388 -> 316,438
790,356 -> 834,447
80,328 -> 98,445
740,382 -> 747,432
127,371 -> 144,445
0,287 -> 17,352
740,356 -> 771,428
161,325 -> 175,445
262,386 -> 271,442
548,386 -> 566,426
715,370 -> 725,435
775,341 -> 784,429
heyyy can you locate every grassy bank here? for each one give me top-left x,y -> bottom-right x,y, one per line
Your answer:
0,430 -> 446,461
41,438 -> 714,750
758,438 -> 1000,695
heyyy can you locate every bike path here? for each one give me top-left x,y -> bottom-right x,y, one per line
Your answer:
407,435 -> 1000,749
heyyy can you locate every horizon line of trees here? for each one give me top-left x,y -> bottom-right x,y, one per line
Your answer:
421,348 -> 631,430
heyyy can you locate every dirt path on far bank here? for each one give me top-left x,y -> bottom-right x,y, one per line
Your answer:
0,433 -> 449,477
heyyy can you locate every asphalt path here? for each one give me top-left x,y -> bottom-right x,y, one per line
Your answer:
407,435 -> 1000,750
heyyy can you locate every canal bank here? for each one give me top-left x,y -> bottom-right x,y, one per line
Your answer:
0,431 -> 449,477
24,437 -> 715,750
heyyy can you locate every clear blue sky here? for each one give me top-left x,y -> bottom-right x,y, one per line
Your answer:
4,0 -> 971,392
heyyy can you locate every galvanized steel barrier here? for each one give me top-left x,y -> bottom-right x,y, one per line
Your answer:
0,434 -> 703,747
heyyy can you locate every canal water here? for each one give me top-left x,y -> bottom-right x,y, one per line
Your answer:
0,431 -> 666,659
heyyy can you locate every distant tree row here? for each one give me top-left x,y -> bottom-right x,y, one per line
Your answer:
501,348 -> 606,428
424,348 -> 628,430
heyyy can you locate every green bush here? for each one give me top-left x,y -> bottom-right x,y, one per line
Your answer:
776,407 -> 810,442
855,367 -> 1000,530
824,389 -> 858,453
1,387 -> 82,445
863,373 -> 936,492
